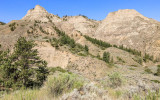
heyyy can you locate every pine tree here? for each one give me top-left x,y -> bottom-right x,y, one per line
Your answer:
103,52 -> 110,63
85,45 -> 89,52
0,50 -> 12,87
0,37 -> 48,88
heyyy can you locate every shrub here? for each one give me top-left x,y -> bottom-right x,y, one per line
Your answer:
151,80 -> 160,83
78,53 -> 87,57
144,67 -> 152,74
117,56 -> 125,63
145,90 -> 160,100
103,52 -> 110,63
46,72 -> 84,97
85,45 -> 89,52
115,90 -> 122,98
133,56 -> 142,65
49,67 -> 72,74
155,65 -> 160,76
9,22 -> 16,31
108,72 -> 123,88
143,53 -> 154,62
39,26 -> 49,35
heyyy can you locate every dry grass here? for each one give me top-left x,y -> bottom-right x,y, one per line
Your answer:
1,72 -> 84,100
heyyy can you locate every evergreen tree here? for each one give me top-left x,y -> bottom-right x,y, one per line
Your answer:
0,50 -> 12,87
103,52 -> 110,63
85,45 -> 89,52
84,35 -> 112,48
0,37 -> 48,89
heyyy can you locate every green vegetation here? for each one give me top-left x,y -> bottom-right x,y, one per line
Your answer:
46,16 -> 52,23
108,72 -> 123,88
84,35 -> 141,57
39,26 -> 49,35
143,53 -> 154,62
85,45 -> 89,52
49,37 -> 59,49
155,65 -> 160,76
116,56 -> 125,63
0,37 -> 48,90
115,90 -> 122,98
52,26 -> 76,48
132,56 -> 143,65
118,45 -> 153,62
145,90 -> 160,100
118,45 -> 141,57
133,90 -> 160,100
52,26 -> 88,55
78,14 -> 88,19
84,35 -> 112,48
144,67 -> 152,74
154,58 -> 160,63
1,71 -> 84,100
1,88 -> 41,100
84,35 -> 154,63
27,29 -> 33,34
35,20 -> 41,23
48,67 -> 72,74
131,65 -> 138,67
103,52 -> 110,63
46,72 -> 84,97
151,80 -> 160,83
9,22 -> 16,31
129,67 -> 135,70
60,34 -> 76,48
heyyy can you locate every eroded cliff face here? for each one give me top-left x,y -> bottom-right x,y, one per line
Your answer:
1,5 -> 160,99
1,5 -> 160,67
22,5 -> 61,22
95,9 -> 160,57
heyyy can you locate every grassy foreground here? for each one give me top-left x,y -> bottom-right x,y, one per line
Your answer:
0,71 -> 84,100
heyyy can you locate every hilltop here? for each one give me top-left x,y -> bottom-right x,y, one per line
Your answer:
1,5 -> 160,100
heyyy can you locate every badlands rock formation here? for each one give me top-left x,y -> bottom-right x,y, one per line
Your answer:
22,6 -> 160,57
22,5 -> 61,22
1,5 -> 160,99
1,5 -> 160,64
95,9 -> 160,57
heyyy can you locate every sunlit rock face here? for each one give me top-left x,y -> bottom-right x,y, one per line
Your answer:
22,5 -> 61,22
95,9 -> 160,57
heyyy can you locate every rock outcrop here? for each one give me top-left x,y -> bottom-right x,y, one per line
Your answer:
95,9 -> 160,57
22,5 -> 61,22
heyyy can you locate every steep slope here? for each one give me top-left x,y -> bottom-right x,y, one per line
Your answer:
60,16 -> 99,36
0,5 -> 109,80
95,9 -> 160,57
21,5 -> 98,37
22,5 -> 61,22
1,5 -> 160,100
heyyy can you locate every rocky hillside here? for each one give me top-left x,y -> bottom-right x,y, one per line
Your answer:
1,5 -> 160,100
95,9 -> 160,58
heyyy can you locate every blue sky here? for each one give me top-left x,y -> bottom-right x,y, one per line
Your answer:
0,0 -> 160,23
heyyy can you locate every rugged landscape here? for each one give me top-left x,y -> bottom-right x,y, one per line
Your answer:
0,5 -> 160,100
